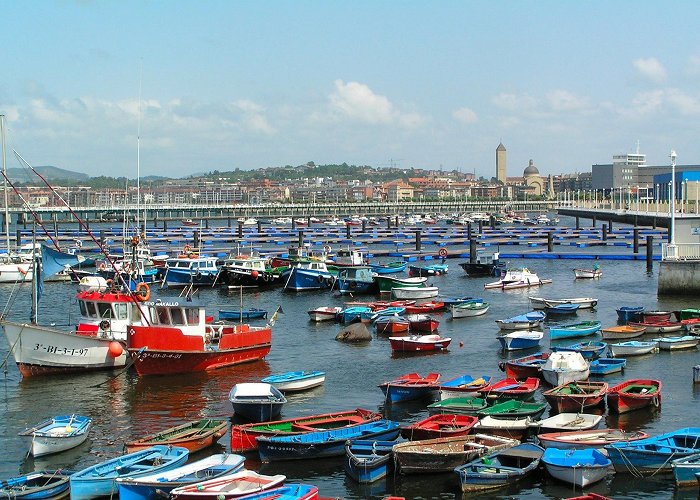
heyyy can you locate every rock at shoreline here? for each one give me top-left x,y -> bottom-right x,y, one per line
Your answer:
336,322 -> 371,342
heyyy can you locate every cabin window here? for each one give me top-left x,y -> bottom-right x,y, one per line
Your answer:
170,307 -> 185,325
131,304 -> 142,323
97,302 -> 113,319
185,307 -> 199,325
156,306 -> 170,325
86,301 -> 98,318
78,300 -> 87,316
114,303 -> 128,320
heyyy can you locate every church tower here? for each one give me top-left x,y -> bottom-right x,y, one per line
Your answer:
496,142 -> 507,183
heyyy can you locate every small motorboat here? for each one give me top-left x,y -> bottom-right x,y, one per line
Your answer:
551,341 -> 607,360
406,314 -> 440,333
616,305 -> 644,322
389,334 -> 451,352
601,325 -> 645,340
169,470 -> 286,500
307,306 -> 342,322
606,379 -> 662,414
343,439 -> 396,484
608,341 -> 658,357
652,335 -> 699,350
218,308 -> 268,321
262,371 -> 326,392
548,321 -> 602,340
541,352 -> 590,387
498,330 -> 543,351
401,414 -> 478,440
478,377 -> 540,401
374,315 -> 410,334
228,383 -> 287,422
391,286 -> 440,299
485,268 -> 552,290
542,381 -> 608,413
451,301 -> 489,318
0,470 -> 73,499
537,427 -> 648,449
530,297 -> 598,310
589,357 -> 626,375
573,267 -> 602,279
545,303 -> 580,315
19,414 -> 92,458
454,442 -> 544,492
70,445 -> 190,500
605,427 -> 700,474
125,418 -> 228,453
181,219 -> 198,227
542,448 -> 611,487
531,413 -> 602,434
499,352 -> 550,380
438,374 -> 491,400
378,372 -> 441,403
495,311 -> 546,331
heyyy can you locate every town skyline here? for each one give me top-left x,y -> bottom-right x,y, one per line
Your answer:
3,2 -> 699,178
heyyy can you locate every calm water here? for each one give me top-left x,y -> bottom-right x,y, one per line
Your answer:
1,223 -> 699,499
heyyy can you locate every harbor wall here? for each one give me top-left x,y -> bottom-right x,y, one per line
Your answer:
658,260 -> 700,295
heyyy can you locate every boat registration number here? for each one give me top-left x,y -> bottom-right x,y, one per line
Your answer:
34,344 -> 89,356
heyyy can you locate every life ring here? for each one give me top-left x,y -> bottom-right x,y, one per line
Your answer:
317,274 -> 324,283
323,245 -> 332,254
131,236 -> 139,246
438,248 -> 448,258
105,279 -> 114,289
188,253 -> 197,259
99,319 -> 111,331
135,283 -> 150,302
98,262 -> 107,271
184,245 -> 192,253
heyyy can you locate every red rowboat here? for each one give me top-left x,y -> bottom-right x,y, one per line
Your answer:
406,314 -> 440,332
127,300 -> 272,376
627,320 -> 683,334
607,379 -> 662,414
478,377 -> 540,401
230,408 -> 381,451
375,316 -> 410,335
641,311 -> 673,322
499,352 -> 550,380
542,381 -> 608,413
400,414 -> 478,440
389,334 -> 451,352
564,494 -> 612,500
379,372 -> 441,403
404,301 -> 446,314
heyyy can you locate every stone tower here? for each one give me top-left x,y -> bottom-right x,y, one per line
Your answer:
496,142 -> 507,183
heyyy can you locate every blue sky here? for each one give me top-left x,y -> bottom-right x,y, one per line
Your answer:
2,1 -> 699,179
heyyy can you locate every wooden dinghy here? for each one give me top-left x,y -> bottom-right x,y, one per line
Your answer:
392,434 -> 519,474
169,470 -> 286,500
537,428 -> 650,449
400,414 -> 478,440
0,470 -> 73,499
607,379 -> 662,414
125,418 -> 228,453
542,381 -> 608,413
19,414 -> 92,458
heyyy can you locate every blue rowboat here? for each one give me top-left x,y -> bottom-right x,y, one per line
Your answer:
616,306 -> 644,322
228,383 -> 287,422
544,303 -> 580,315
589,357 -> 626,375
369,307 -> 406,322
438,374 -> 491,399
19,414 -> 92,457
282,262 -> 335,292
218,308 -> 268,321
498,330 -> 543,351
672,452 -> 700,487
378,372 -> 441,403
551,341 -> 607,360
256,420 -> 401,462
369,261 -> 407,274
70,445 -> 189,500
548,321 -> 602,340
542,448 -> 611,487
495,311 -> 546,331
0,470 -> 73,499
408,263 -> 448,277
605,427 -> 700,474
339,306 -> 373,324
343,439 -> 397,483
454,443 -> 544,492
116,453 -> 245,500
261,371 -> 326,392
440,296 -> 483,307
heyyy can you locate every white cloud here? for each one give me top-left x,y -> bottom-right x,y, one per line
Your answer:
547,90 -> 586,111
491,92 -> 537,112
633,57 -> 667,83
453,107 -> 478,124
329,80 -> 424,128
686,55 -> 700,76
665,89 -> 700,115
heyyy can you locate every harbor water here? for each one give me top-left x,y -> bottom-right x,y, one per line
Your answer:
1,221 -> 699,499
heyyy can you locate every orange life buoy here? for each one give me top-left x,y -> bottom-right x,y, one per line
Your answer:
135,283 -> 150,302
438,248 -> 448,257
184,245 -> 192,253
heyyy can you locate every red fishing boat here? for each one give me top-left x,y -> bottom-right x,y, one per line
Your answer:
230,408 -> 381,451
542,381 -> 608,413
375,316 -> 410,335
127,299 -> 272,376
478,377 -> 540,401
406,314 -> 440,332
389,334 -> 451,352
499,352 -> 550,380
400,414 -> 478,440
404,301 -> 446,314
606,379 -> 662,414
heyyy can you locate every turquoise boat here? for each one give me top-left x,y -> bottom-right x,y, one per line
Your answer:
70,445 -> 189,500
548,321 -> 602,340
606,428 -> 700,474
454,443 -> 544,492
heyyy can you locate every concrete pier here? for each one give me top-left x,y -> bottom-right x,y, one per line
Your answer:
658,260 -> 700,295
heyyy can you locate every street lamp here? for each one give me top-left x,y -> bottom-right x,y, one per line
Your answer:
668,150 -> 677,258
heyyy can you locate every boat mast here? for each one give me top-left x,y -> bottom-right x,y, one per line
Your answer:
1,115 -> 10,253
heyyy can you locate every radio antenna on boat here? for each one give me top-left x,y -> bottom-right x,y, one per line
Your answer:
1,115 -> 10,253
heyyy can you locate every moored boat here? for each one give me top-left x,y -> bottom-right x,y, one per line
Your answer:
478,377 -> 540,401
454,442 -> 544,492
573,267 -> 602,279
542,381 -> 608,413
473,416 -> 533,441
369,261 -> 407,274
427,397 -> 489,416
451,301 -> 489,318
438,374 -> 491,400
608,340 -> 658,357
401,414 -> 478,440
616,306 -> 644,322
168,470 -> 286,500
405,313 -> 439,332
373,275 -> 426,293
537,428 -> 649,449
541,352 -> 590,386
478,400 -> 547,420
218,308 -> 268,321
307,306 -> 342,322
496,311 -> 546,331
498,330 -> 543,351
627,320 -> 683,334
391,286 -> 439,299
530,297 -> 598,309
378,372 -> 441,403
671,452 -> 700,487
404,300 -> 445,314
485,268 -> 552,290
652,335 -> 699,350
589,357 -> 626,375
459,251 -> 504,277
408,263 -> 448,277
375,315 -> 410,334
545,303 -> 580,315
606,379 -> 661,414
531,413 -> 603,434
125,418 -> 227,453
261,371 -> 326,392
19,414 -> 92,458
605,427 -> 700,474
228,383 -> 286,422
601,325 -> 645,340
499,352 -> 550,380
551,341 -> 607,360
344,439 -> 396,484
548,321 -> 602,340
389,334 -> 451,352
542,448 -> 611,487
0,470 -> 73,499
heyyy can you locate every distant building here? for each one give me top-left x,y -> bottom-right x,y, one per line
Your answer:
523,159 -> 545,196
496,142 -> 507,184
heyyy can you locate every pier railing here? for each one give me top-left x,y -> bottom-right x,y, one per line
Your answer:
662,243 -> 700,261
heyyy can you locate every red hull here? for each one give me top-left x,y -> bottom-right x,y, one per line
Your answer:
607,379 -> 662,414
401,414 -> 477,440
390,338 -> 451,351
404,302 -> 445,314
478,377 -> 540,400
129,344 -> 270,376
17,362 -> 120,378
375,321 -> 410,334
408,320 -> 440,333
501,353 -> 550,380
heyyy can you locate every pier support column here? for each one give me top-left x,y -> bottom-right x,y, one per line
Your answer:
467,223 -> 472,240
345,224 -> 351,239
395,215 -> 399,227
298,230 -> 303,247
15,229 -> 21,247
193,230 -> 200,249
205,218 -> 209,229
415,230 -> 422,251
291,218 -> 296,230
575,216 -> 580,230
99,230 -> 105,248
362,220 -> 366,233
163,220 -> 167,231
608,219 -> 613,232
602,224 -> 608,241
469,239 -> 477,263
386,217 -> 391,229
633,228 -> 640,254
489,215 -> 496,230
592,214 -> 596,227
634,215 -> 638,227
257,220 -> 262,234
478,220 -> 483,234
547,231 -> 553,252
53,213 -> 58,237
647,236 -> 654,272
227,217 -> 232,228
652,217 -> 657,229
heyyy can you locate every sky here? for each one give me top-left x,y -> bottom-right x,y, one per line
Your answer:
2,1 -> 700,179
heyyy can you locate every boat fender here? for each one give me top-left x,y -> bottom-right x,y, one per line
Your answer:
438,248 -> 448,258
317,275 -> 324,283
99,319 -> 111,331
324,245 -> 332,254
652,396 -> 660,407
184,245 -> 192,253
135,283 -> 150,302
262,274 -> 269,282
195,272 -> 203,280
